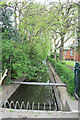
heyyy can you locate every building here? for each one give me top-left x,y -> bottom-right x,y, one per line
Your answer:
63,41 -> 80,61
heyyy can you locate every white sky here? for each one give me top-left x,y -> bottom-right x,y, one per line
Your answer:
3,0 -> 79,3
35,0 -> 79,4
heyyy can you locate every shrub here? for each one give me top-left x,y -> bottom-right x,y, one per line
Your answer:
50,52 -> 59,59
59,61 -> 65,65
48,57 -> 55,67
71,58 -> 74,61
68,58 -> 70,60
55,62 -> 75,95
65,58 -> 67,60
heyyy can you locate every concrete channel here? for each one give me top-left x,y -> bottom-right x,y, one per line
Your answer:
0,61 -> 79,119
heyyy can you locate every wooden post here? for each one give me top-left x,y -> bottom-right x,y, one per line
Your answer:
0,69 -> 8,85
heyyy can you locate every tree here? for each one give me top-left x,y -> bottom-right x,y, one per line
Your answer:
48,0 -> 78,60
2,2 -> 15,40
18,1 -> 52,60
2,1 -> 52,81
78,1 -> 80,61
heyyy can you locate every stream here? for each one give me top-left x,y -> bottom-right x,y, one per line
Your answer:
7,62 -> 57,111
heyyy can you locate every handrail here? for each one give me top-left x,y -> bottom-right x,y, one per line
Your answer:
11,82 -> 66,87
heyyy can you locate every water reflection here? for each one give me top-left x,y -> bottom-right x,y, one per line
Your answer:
8,67 -> 56,110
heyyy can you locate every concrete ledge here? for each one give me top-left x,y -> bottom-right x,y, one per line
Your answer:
1,108 -> 78,118
47,61 -> 78,112
2,76 -> 26,105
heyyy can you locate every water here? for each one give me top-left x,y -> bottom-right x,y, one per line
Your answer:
7,64 -> 56,111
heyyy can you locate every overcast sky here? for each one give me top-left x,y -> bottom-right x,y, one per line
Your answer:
3,0 -> 79,3
35,0 -> 79,4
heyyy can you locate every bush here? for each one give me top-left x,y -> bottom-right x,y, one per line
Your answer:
65,58 -> 67,60
59,61 -> 65,65
55,62 -> 75,95
68,58 -> 70,60
71,58 -> 74,61
48,57 -> 55,67
50,52 -> 59,60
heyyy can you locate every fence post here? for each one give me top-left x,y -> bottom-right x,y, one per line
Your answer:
74,62 -> 78,95
74,62 -> 80,98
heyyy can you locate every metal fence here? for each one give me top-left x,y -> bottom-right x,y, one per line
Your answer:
3,100 -> 57,111
74,62 -> 80,99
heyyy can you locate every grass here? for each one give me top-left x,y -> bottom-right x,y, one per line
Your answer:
9,110 -> 13,112
62,61 -> 75,67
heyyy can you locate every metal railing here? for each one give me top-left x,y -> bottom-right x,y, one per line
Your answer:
74,62 -> 80,99
3,100 -> 57,111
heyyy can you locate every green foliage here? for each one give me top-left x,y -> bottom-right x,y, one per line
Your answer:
71,97 -> 75,100
71,58 -> 74,61
68,58 -> 70,60
62,61 -> 74,67
59,61 -> 65,65
17,2 -> 52,60
9,110 -> 13,112
50,52 -> 59,60
55,62 -> 75,95
48,57 -> 55,67
2,3 -> 16,40
2,39 -> 48,81
2,2 -> 52,81
48,1 -> 77,60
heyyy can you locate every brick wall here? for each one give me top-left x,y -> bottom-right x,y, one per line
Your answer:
63,49 -> 80,61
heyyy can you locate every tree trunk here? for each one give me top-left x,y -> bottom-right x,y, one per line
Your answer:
54,49 -> 57,61
59,36 -> 64,61
78,2 -> 80,62
14,3 -> 17,30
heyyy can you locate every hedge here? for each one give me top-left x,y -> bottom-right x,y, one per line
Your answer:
55,62 -> 75,95
48,57 -> 55,67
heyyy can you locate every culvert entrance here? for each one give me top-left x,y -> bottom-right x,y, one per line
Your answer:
3,62 -> 63,111
3,84 -> 57,111
3,69 -> 58,111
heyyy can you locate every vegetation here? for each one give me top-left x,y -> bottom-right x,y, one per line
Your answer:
48,56 -> 75,95
71,58 -> 74,61
62,61 -> 74,67
55,62 -> 75,95
1,1 -> 52,82
48,57 -> 55,67
50,52 -> 59,61
1,0 -> 79,96
48,1 -> 78,60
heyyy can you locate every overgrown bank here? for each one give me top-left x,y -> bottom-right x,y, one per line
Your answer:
2,1 -> 52,84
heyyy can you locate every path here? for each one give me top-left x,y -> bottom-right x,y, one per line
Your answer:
0,108 -> 79,119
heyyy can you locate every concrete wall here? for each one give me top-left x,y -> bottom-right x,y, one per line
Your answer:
2,76 -> 26,105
